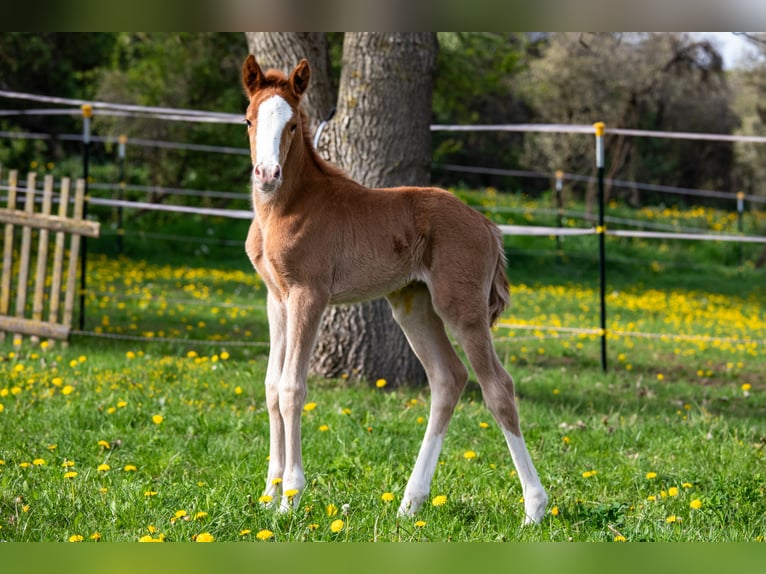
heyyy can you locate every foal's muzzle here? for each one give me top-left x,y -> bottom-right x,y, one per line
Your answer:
254,163 -> 282,192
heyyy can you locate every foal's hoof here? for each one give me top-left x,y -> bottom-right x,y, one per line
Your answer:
277,490 -> 302,513
397,493 -> 426,517
522,488 -> 548,525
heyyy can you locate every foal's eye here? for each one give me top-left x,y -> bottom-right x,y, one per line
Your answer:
244,118 -> 252,128
289,123 -> 297,133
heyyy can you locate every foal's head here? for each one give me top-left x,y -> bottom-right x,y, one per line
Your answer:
242,55 -> 311,194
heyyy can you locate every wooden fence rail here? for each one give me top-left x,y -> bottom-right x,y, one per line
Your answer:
0,169 -> 100,345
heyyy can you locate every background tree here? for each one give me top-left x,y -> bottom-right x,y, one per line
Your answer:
94,33 -> 248,205
516,33 -> 739,206
245,32 -> 438,386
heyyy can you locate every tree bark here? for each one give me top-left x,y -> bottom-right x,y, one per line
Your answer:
243,32 -> 438,387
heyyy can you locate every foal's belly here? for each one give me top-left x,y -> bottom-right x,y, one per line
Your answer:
328,261 -> 424,305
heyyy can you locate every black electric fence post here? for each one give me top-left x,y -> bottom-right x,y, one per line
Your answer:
736,191 -> 744,266
79,104 -> 92,331
555,169 -> 564,253
594,122 -> 607,372
117,134 -> 127,255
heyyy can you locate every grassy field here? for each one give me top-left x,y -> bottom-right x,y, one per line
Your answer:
0,190 -> 764,542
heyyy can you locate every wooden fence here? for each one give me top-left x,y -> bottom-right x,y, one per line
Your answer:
0,169 -> 100,345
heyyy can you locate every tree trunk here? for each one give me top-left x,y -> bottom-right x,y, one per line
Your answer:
244,32 -> 438,387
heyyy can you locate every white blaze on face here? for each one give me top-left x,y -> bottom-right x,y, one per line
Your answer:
255,95 -> 294,174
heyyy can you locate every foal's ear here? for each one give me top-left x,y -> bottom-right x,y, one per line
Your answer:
242,55 -> 265,97
289,59 -> 311,98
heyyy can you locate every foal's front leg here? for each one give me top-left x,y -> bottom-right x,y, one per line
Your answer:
263,293 -> 287,502
276,286 -> 328,512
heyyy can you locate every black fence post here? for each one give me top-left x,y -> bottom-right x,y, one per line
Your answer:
117,134 -> 126,255
594,122 -> 607,372
79,104 -> 92,331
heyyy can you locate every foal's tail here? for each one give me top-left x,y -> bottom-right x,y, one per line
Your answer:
488,225 -> 511,325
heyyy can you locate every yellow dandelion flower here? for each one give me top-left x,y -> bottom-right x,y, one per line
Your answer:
99,487 -> 108,494
89,532 -> 101,541
32,458 -> 46,466
117,400 -> 127,408
124,464 -> 137,472
562,436 -> 571,444
174,509 -> 188,519
303,402 -> 317,412
220,352 -> 230,360
0,404 -> 4,414
61,385 -> 75,395
239,529 -> 251,536
666,515 -> 679,523
19,462 -> 31,468
381,492 -> 395,503
126,351 -> 136,359
144,490 -> 158,497
63,471 -> 78,479
668,487 -> 679,497
657,373 -> 664,381
614,535 -> 627,542
308,523 -> 319,531
463,450 -> 477,460
271,477 -> 282,486
741,383 -> 751,392
682,482 -> 693,489
256,529 -> 274,541
318,424 -> 329,432
375,378 -> 387,388
690,499 -> 702,509
97,464 -> 110,472
326,503 -> 338,517
51,377 -> 63,386
194,532 -> 214,542
431,495 -> 447,507
152,414 -> 164,425
97,440 -> 110,449
647,495 -> 657,502
258,495 -> 273,504
193,512 -> 208,520
582,470 -> 597,478
479,422 -> 489,429
645,471 -> 657,479
416,416 -> 425,425
284,489 -> 299,499
234,386 -> 243,395
341,407 -> 351,415
68,534 -> 84,542
47,444 -> 57,451
414,520 -> 427,528
330,519 -> 345,533
551,506 -> 560,516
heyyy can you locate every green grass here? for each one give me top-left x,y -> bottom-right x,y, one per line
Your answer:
0,191 -> 764,542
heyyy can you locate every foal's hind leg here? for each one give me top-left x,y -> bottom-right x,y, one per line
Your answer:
386,284 -> 469,516
448,318 -> 548,525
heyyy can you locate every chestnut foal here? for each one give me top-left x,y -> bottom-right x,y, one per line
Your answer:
242,55 -> 547,526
